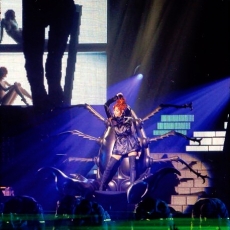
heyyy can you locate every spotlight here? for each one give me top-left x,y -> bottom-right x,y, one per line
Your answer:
136,74 -> 143,80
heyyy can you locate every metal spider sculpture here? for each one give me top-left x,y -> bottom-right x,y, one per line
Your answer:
38,101 -> 208,204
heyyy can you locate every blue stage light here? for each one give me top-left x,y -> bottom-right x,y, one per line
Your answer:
107,74 -> 144,107
136,74 -> 143,80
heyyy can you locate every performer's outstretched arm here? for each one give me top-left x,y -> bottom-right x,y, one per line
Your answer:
104,95 -> 118,118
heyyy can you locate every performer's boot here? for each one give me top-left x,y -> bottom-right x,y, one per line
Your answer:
99,157 -> 119,191
129,155 -> 136,185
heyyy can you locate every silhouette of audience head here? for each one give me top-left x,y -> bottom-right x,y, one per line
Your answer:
53,195 -> 78,229
192,198 -> 229,219
135,197 -> 172,220
134,197 -> 174,229
56,195 -> 78,217
1,195 -> 45,229
53,196 -> 109,229
191,197 -> 230,229
72,198 -> 109,229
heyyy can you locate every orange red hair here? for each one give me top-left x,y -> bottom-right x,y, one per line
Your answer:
113,97 -> 127,112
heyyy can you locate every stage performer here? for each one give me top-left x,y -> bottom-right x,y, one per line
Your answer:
99,93 -> 141,191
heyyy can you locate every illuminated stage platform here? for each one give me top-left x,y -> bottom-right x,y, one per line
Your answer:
0,105 -> 229,215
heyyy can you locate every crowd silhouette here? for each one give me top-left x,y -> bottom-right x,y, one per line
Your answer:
1,192 -> 229,230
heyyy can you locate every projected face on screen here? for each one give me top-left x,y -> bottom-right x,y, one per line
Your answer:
0,0 -> 107,105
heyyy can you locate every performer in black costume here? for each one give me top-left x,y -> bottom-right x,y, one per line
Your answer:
99,93 -> 141,191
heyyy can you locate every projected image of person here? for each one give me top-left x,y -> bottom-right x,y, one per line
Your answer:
0,66 -> 32,106
0,9 -> 22,44
23,0 -> 75,109
99,93 -> 141,191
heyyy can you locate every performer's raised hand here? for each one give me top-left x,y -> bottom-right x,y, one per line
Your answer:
116,92 -> 123,99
